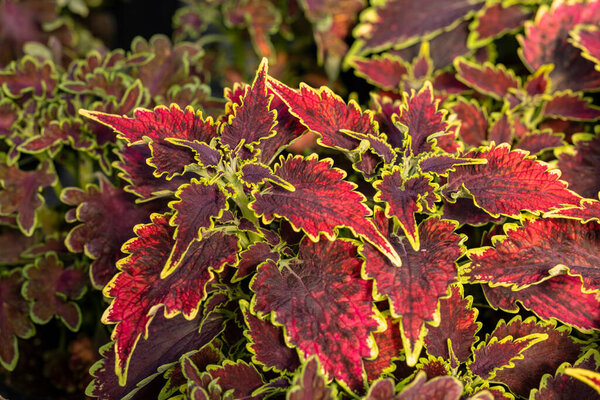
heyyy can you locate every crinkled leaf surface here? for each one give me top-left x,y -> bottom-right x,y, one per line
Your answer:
374,169 -> 438,250
443,144 -> 581,217
102,213 -> 238,385
61,175 -> 158,289
483,274 -> 600,332
240,300 -> 300,373
22,253 -> 85,331
251,154 -> 400,266
519,0 -> 600,92
251,237 -> 380,391
0,160 -> 55,236
353,0 -> 484,53
424,285 -> 480,368
557,134 -> 600,199
0,269 -> 35,371
163,179 -> 228,277
464,218 -> 600,291
288,357 -> 336,400
81,104 -> 218,178
361,210 -> 464,366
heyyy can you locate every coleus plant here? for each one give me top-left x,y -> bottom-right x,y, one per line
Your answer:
58,52 -> 600,399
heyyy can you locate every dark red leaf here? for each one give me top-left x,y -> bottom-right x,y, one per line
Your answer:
443,144 -> 581,217
483,274 -> 600,331
465,218 -> 600,291
0,99 -> 20,137
487,114 -> 513,145
452,99 -> 488,147
0,56 -> 57,98
489,316 -> 584,398
468,3 -> 531,48
571,25 -> 600,67
0,269 -> 35,370
519,0 -> 600,92
342,129 -> 396,166
22,253 -> 86,331
374,170 -> 438,250
267,76 -> 378,152
524,66 -> 552,97
220,60 -> 277,150
543,91 -> 600,121
80,104 -> 218,179
19,119 -> 93,155
364,314 -> 404,382
0,160 -> 56,236
102,213 -> 238,385
365,378 -> 396,400
361,210 -> 464,366
515,131 -> 564,155
251,154 -> 400,266
557,133 -> 600,199
164,138 -> 222,168
454,58 -> 520,101
207,360 -> 264,399
534,350 -> 600,399
424,285 -> 480,368
442,198 -> 502,226
418,154 -> 486,176
233,241 -> 279,282
397,371 -> 463,400
288,357 -> 337,400
0,228 -> 35,264
352,55 -> 408,90
544,199 -> 600,223
353,0 -> 485,53
240,162 -> 295,191
163,179 -> 228,277
61,175 -> 158,288
252,237 -> 380,391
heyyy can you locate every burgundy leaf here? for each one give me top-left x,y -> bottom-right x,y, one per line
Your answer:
19,119 -> 93,155
164,138 -> 222,168
418,154 -> 486,176
288,357 -> 337,400
0,160 -> 56,236
534,350 -> 600,399
452,99 -> 488,147
239,162 -> 295,191
233,241 -> 279,282
465,218 -> 600,291
61,175 -> 158,289
101,213 -> 237,385
252,237 -> 380,391
468,3 -> 531,48
251,154 -> 400,266
454,58 -> 520,101
364,314 -> 404,382
396,371 -> 463,400
424,285 -> 480,368
361,210 -> 464,366
443,144 -> 581,217
207,360 -> 264,399
544,199 -> 600,223
352,55 -> 408,90
22,253 -> 86,331
0,56 -> 57,98
515,131 -> 564,155
571,25 -> 600,67
557,133 -> 600,199
487,114 -> 513,145
163,179 -> 228,277
0,99 -> 20,137
543,91 -> 600,121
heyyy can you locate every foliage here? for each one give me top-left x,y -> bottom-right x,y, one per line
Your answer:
2,0 -> 600,399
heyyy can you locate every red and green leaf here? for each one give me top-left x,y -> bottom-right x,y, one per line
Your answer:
543,91 -> 600,121
207,360 -> 264,399
396,371 -> 463,399
424,284 -> 480,368
364,314 -> 404,382
19,119 -> 93,155
101,213 -> 238,385
0,160 -> 56,236
288,356 -> 337,400
361,210 -> 464,366
239,162 -> 295,191
352,55 -> 408,90
0,269 -> 35,371
468,2 -> 532,48
22,253 -> 85,331
443,144 -> 581,217
374,170 -> 438,250
452,98 -> 488,147
454,58 -> 520,102
251,237 -> 381,391
163,179 -> 228,277
418,154 -> 486,176
464,218 -> 600,291
534,350 -> 600,399
233,241 -> 279,282
0,56 -> 57,98
250,154 -> 400,267
571,25 -> 600,68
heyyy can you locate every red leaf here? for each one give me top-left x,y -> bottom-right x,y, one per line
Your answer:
225,0 -> 279,59
352,55 -> 408,90
101,214 -> 238,385
361,210 -> 464,365
267,76 -> 378,152
557,134 -> 600,199
452,99 -> 488,147
543,91 -> 600,121
251,154 -> 400,267
0,160 -> 56,236
163,179 -> 228,277
207,360 -> 264,399
545,199 -> 600,223
465,218 -> 600,291
418,154 -> 486,176
442,198 -> 502,226
535,350 -> 600,399
489,317 -> 584,397
80,104 -> 218,179
571,25 -> 600,67
240,300 -> 300,373
19,119 -> 93,155
239,161 -> 295,191
487,114 -> 513,145
0,56 -> 57,98
519,0 -> 600,92
443,144 -> 581,217
22,253 -> 85,331
454,58 -> 520,101
524,66 -> 552,97
233,241 -> 279,282
0,99 -> 19,137
288,357 -> 337,400
397,371 -> 463,400
364,314 -> 404,382
484,274 -> 600,331
424,285 -> 480,368
0,269 -> 35,370
61,175 -> 158,288
374,170 -> 438,250
251,237 -> 381,391
220,59 -> 277,149
353,0 -> 484,53
515,130 -> 564,155
468,3 -> 532,48
394,82 -> 449,155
